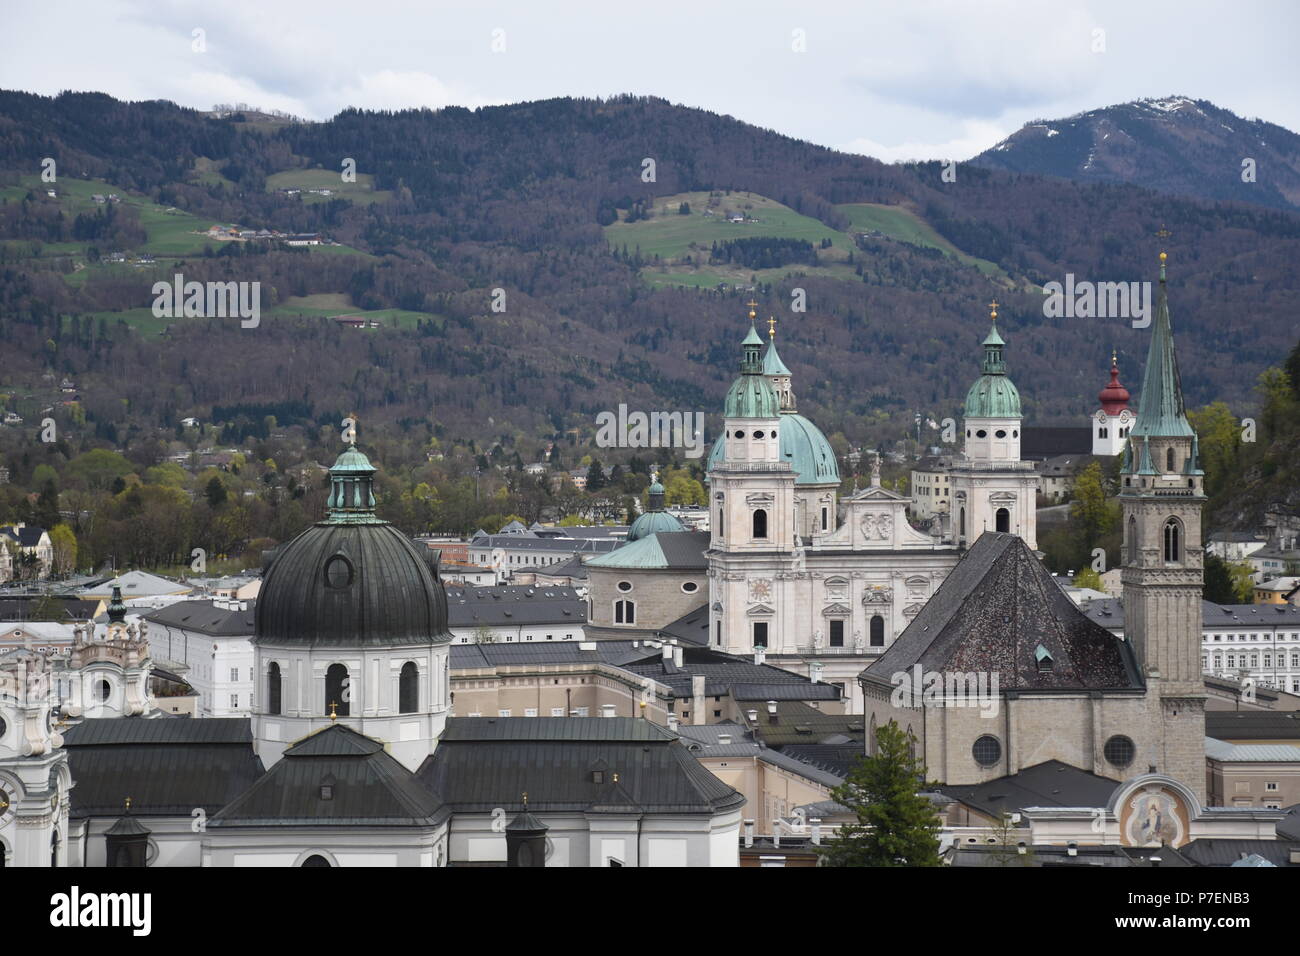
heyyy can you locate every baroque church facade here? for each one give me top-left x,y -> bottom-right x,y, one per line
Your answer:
702,305 -> 1038,711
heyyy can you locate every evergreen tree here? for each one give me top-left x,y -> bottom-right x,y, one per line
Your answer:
205,476 -> 228,509
1203,553 -> 1237,604
818,720 -> 942,867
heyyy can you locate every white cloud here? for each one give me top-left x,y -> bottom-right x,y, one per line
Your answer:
838,119 -> 1010,164
334,70 -> 499,115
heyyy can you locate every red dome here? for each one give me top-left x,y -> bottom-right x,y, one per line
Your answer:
1098,357 -> 1130,415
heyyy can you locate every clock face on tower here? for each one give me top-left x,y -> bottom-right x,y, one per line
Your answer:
1096,410 -> 1108,423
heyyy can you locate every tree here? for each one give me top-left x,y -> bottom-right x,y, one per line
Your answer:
818,720 -> 942,867
1072,566 -> 1104,591
678,201 -> 690,215
205,476 -> 228,509
48,524 -> 78,576
1203,553 -> 1236,604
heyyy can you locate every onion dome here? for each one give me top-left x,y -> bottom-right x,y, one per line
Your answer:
964,302 -> 1022,419
1098,352 -> 1131,414
627,475 -> 685,542
255,444 -> 452,648
724,307 -> 780,419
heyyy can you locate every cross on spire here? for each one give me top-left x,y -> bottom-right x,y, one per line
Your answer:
746,299 -> 758,321
988,299 -> 999,322
768,316 -> 777,338
329,700 -> 339,720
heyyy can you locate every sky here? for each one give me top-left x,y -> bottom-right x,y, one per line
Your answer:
2,0 -> 1297,162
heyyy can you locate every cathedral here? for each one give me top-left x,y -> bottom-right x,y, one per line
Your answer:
699,302 -> 1037,709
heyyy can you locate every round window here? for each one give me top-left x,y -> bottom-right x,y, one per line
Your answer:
0,715 -> 6,739
1104,735 -> 1135,768
734,430 -> 745,439
1013,430 -> 1018,438
681,582 -> 698,593
617,581 -> 633,593
770,430 -> 777,438
324,554 -> 354,589
995,429 -> 1006,439
976,429 -> 988,439
972,735 -> 1001,767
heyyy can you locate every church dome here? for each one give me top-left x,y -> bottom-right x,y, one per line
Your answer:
724,319 -> 781,419
964,313 -> 1022,419
1098,355 -> 1131,414
708,412 -> 840,485
627,478 -> 685,542
255,447 -> 452,648
965,374 -> 1022,419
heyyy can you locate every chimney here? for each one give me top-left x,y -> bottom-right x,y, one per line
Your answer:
743,819 -> 755,848
767,700 -> 778,723
666,714 -> 679,732
746,709 -> 758,722
691,675 -> 707,725
601,703 -> 616,718
809,661 -> 824,684
673,645 -> 683,668
753,646 -> 766,666
773,830 -> 780,848
1067,842 -> 1078,857
662,641 -> 672,663
718,733 -> 732,745
810,819 -> 822,845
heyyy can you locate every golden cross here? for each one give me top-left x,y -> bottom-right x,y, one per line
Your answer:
329,700 -> 338,720
746,299 -> 758,319
125,796 -> 132,810
522,791 -> 529,808
768,316 -> 777,338
988,299 -> 998,321
1156,224 -> 1172,241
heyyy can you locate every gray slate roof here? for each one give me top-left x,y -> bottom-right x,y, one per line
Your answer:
143,599 -> 256,636
936,759 -> 1122,819
419,717 -> 744,814
863,533 -> 1143,692
1181,839 -> 1297,867
445,584 -> 586,628
1081,598 -> 1300,630
1205,711 -> 1300,742
210,724 -> 448,828
62,718 -> 264,818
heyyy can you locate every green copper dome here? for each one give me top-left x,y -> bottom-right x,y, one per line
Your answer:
628,510 -> 686,542
707,412 -> 839,485
964,317 -> 1022,419
725,374 -> 780,419
627,476 -> 685,542
724,319 -> 780,418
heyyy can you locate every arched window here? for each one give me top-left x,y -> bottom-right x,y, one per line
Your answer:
301,854 -> 331,867
614,600 -> 636,625
959,507 -> 966,538
821,507 -> 828,531
1163,519 -> 1181,563
325,663 -> 350,717
868,713 -> 877,756
995,508 -> 1010,533
1166,447 -> 1176,473
268,662 -> 282,716
399,661 -> 418,714
752,509 -> 768,540
97,679 -> 112,702
870,614 -> 885,647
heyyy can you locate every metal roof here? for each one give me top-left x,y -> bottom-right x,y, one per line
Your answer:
419,722 -> 744,814
63,719 -> 263,818
937,760 -> 1121,819
445,584 -> 586,628
1205,737 -> 1300,762
1205,711 -> 1300,741
586,531 -> 710,570
210,724 -> 447,828
143,599 -> 256,636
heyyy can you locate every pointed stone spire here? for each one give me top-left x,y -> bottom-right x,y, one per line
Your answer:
1131,252 -> 1195,439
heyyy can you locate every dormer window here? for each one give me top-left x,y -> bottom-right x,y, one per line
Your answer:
1034,644 -> 1054,672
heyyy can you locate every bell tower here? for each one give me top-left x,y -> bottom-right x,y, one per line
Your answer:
1119,248 -> 1207,803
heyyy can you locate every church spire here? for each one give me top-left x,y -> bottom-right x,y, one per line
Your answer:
1131,250 -> 1195,439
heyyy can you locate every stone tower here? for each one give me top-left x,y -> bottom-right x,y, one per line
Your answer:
1119,252 -> 1207,802
948,301 -> 1037,549
708,305 -> 795,654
